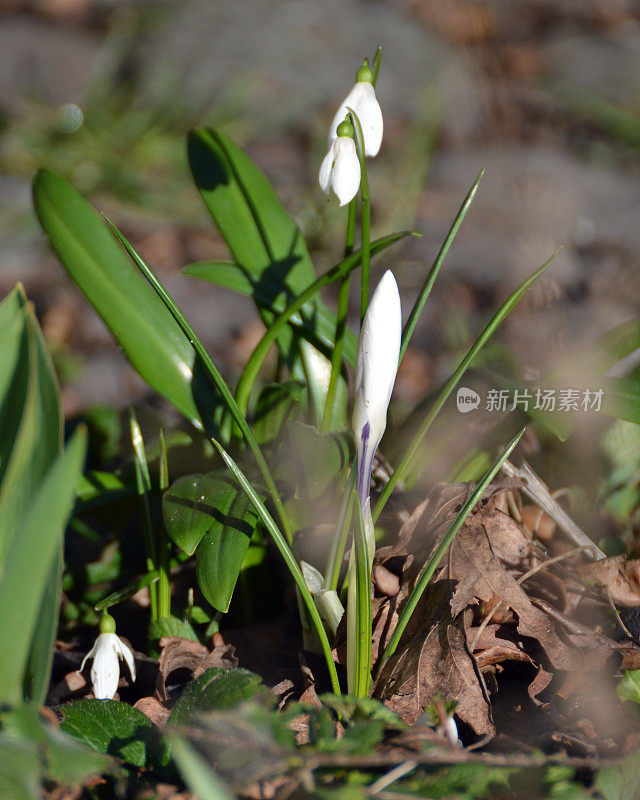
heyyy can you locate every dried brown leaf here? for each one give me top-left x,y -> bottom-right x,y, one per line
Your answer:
157,637 -> 238,701
374,581 -> 493,735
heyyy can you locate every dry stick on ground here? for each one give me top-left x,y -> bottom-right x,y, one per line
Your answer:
469,546 -> 588,653
605,585 -> 636,641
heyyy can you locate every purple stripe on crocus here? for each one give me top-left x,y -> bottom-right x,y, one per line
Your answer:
357,421 -> 371,508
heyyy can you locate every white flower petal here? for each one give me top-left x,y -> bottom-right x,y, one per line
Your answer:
115,636 -> 136,683
353,83 -> 383,157
329,82 -> 383,158
352,270 -> 402,506
78,639 -> 98,674
331,137 -> 360,206
319,142 -> 336,194
90,633 -> 120,700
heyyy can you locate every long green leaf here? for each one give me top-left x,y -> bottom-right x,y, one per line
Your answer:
32,169 -> 219,431
400,168 -> 484,361
0,427 -> 86,705
188,126 -> 316,367
373,250 -> 560,521
0,290 -> 64,705
171,737 -> 235,800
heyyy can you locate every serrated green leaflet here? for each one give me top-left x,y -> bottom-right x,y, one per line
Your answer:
60,699 -> 169,770
169,666 -> 266,724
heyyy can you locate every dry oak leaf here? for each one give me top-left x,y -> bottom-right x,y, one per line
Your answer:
156,636 -> 238,702
580,556 -> 640,607
374,580 -> 493,735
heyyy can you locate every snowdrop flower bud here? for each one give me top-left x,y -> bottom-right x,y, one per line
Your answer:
328,61 -> 383,158
319,119 -> 361,206
78,613 -> 136,700
352,270 -> 402,509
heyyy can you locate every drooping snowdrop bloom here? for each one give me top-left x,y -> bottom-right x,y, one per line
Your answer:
352,270 -> 402,510
329,62 -> 383,158
319,125 -> 361,207
79,614 -> 136,700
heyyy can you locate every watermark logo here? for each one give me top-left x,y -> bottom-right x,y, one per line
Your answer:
456,387 -> 481,413
454,387 -> 604,413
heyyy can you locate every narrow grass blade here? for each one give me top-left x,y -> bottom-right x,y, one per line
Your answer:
400,168 -> 484,362
108,222 -> 293,545
129,410 -> 158,618
171,736 -> 234,800
207,435 -> 341,694
373,249 -> 560,522
377,428 -> 524,675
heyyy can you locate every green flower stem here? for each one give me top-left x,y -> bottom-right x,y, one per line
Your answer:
130,411 -> 158,620
108,221 -> 293,546
347,499 -> 373,697
376,429 -> 524,677
324,467 -> 356,591
321,198 -> 357,432
209,434 -> 341,694
399,169 -> 484,363
157,430 -> 172,620
234,232 -> 413,418
348,110 -> 371,328
372,250 -> 560,523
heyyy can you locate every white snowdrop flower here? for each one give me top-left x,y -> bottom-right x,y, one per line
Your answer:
352,270 -> 402,508
319,134 -> 361,207
79,614 -> 136,700
329,63 -> 383,158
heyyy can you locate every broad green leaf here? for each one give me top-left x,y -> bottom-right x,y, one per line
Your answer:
0,427 -> 86,706
163,474 -> 259,612
0,739 -> 41,800
59,699 -> 169,770
0,289 -> 64,705
163,473 -> 237,556
253,381 -> 306,443
32,169 -> 218,431
170,737 -> 234,800
188,127 -> 314,366
0,291 -> 61,561
169,666 -> 266,725
148,614 -> 199,643
600,376 -> 640,424
1,706 -> 115,785
279,423 -> 351,502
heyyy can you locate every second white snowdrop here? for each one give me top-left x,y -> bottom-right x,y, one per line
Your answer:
329,61 -> 383,158
79,613 -> 136,700
319,119 -> 361,206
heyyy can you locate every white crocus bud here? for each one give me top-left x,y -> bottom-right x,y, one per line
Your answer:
78,614 -> 136,700
319,135 -> 361,207
329,63 -> 383,158
352,270 -> 402,510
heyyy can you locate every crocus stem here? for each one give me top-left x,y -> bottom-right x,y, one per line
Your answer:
324,467 -> 356,591
321,198 -> 357,432
346,498 -> 373,696
349,111 -> 371,327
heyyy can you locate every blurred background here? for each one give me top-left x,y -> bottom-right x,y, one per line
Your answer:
2,0 -> 640,526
